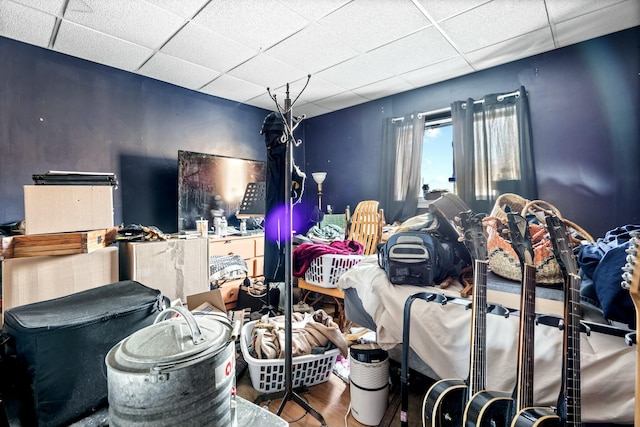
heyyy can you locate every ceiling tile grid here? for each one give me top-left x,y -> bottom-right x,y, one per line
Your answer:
1,0 -> 639,117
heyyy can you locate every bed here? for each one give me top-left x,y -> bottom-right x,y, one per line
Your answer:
337,255 -> 636,424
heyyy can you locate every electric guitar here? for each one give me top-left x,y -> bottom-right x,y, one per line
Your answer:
422,211 -> 490,426
463,212 -> 537,427
511,214 -> 583,426
621,231 -> 640,426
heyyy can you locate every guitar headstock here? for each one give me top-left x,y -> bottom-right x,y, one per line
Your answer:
622,231 -> 640,304
507,212 -> 534,266
456,210 -> 488,263
546,215 -> 579,277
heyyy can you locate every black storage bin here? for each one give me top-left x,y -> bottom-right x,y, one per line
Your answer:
1,280 -> 165,427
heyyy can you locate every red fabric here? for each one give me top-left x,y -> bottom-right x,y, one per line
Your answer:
293,240 -> 364,277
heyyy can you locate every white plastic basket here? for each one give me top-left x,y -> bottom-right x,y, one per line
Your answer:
240,320 -> 340,393
303,254 -> 363,288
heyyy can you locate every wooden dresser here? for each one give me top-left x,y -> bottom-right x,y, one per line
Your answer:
209,233 -> 264,310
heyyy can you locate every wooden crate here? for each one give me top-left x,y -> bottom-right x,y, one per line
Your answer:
1,228 -> 118,259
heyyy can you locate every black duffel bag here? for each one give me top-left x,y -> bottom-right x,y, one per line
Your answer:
1,280 -> 166,427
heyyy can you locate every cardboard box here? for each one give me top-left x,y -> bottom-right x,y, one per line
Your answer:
1,227 -> 118,259
1,246 -> 119,314
24,185 -> 114,235
187,289 -> 227,314
187,289 -> 246,339
120,237 -> 209,302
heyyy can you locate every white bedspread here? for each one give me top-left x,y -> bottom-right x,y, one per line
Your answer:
337,256 -> 636,424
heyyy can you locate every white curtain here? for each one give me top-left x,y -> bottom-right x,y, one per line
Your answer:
380,112 -> 426,223
452,86 -> 537,213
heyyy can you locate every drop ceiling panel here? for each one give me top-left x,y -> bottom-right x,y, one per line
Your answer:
8,0 -> 65,15
0,0 -> 57,47
314,90 -> 369,112
545,0 -> 628,23
143,0 -> 210,19
226,53 -> 308,90
440,0 -> 550,53
352,76 -> 414,101
265,23 -> 359,74
277,0 -> 351,21
200,74 -> 266,103
315,53 -> 396,90
291,102 -> 332,119
281,76 -> 346,102
318,0 -> 432,53
553,0 -> 640,47
400,56 -> 475,88
415,0 -> 492,22
466,27 -> 555,70
138,52 -> 220,90
160,22 -> 257,73
54,21 -> 153,71
62,0 -> 185,49
364,26 -> 460,76
192,0 -> 308,51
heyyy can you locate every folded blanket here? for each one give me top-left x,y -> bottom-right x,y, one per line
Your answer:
293,240 -> 364,277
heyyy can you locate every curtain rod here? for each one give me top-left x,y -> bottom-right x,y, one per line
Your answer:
391,89 -> 521,123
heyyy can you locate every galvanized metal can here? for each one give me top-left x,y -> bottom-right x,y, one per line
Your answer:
106,307 -> 238,426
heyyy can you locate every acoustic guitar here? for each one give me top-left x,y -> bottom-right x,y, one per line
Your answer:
621,231 -> 639,426
511,214 -> 583,426
422,211 -> 490,426
463,212 -> 537,426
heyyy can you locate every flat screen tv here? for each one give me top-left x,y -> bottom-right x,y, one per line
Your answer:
177,150 -> 266,232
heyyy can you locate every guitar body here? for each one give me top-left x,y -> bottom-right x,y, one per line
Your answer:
510,407 -> 560,427
463,390 -> 512,427
423,378 -> 467,427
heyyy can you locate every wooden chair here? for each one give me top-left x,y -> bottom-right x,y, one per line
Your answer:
347,200 -> 385,255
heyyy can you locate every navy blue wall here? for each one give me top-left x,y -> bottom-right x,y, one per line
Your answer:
0,36 -> 270,233
1,27 -> 638,239
301,27 -> 639,238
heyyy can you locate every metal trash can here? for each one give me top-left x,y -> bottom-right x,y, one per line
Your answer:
106,306 -> 239,427
349,344 -> 389,426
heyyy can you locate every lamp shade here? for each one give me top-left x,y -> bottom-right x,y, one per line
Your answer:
312,172 -> 327,184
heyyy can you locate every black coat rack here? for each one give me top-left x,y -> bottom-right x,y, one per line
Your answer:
257,76 -> 327,426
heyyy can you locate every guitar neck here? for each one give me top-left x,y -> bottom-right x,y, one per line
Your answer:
559,272 -> 582,426
468,259 -> 488,397
514,263 -> 536,411
624,234 -> 640,427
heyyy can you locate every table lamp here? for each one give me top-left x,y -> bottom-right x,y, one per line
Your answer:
311,172 -> 327,211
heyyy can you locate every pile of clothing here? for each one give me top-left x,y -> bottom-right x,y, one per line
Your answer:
248,310 -> 349,359
577,224 -> 640,327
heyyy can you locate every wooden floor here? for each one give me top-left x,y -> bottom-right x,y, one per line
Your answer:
236,357 -> 434,427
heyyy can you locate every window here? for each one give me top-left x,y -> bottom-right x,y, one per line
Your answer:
420,115 -> 454,203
